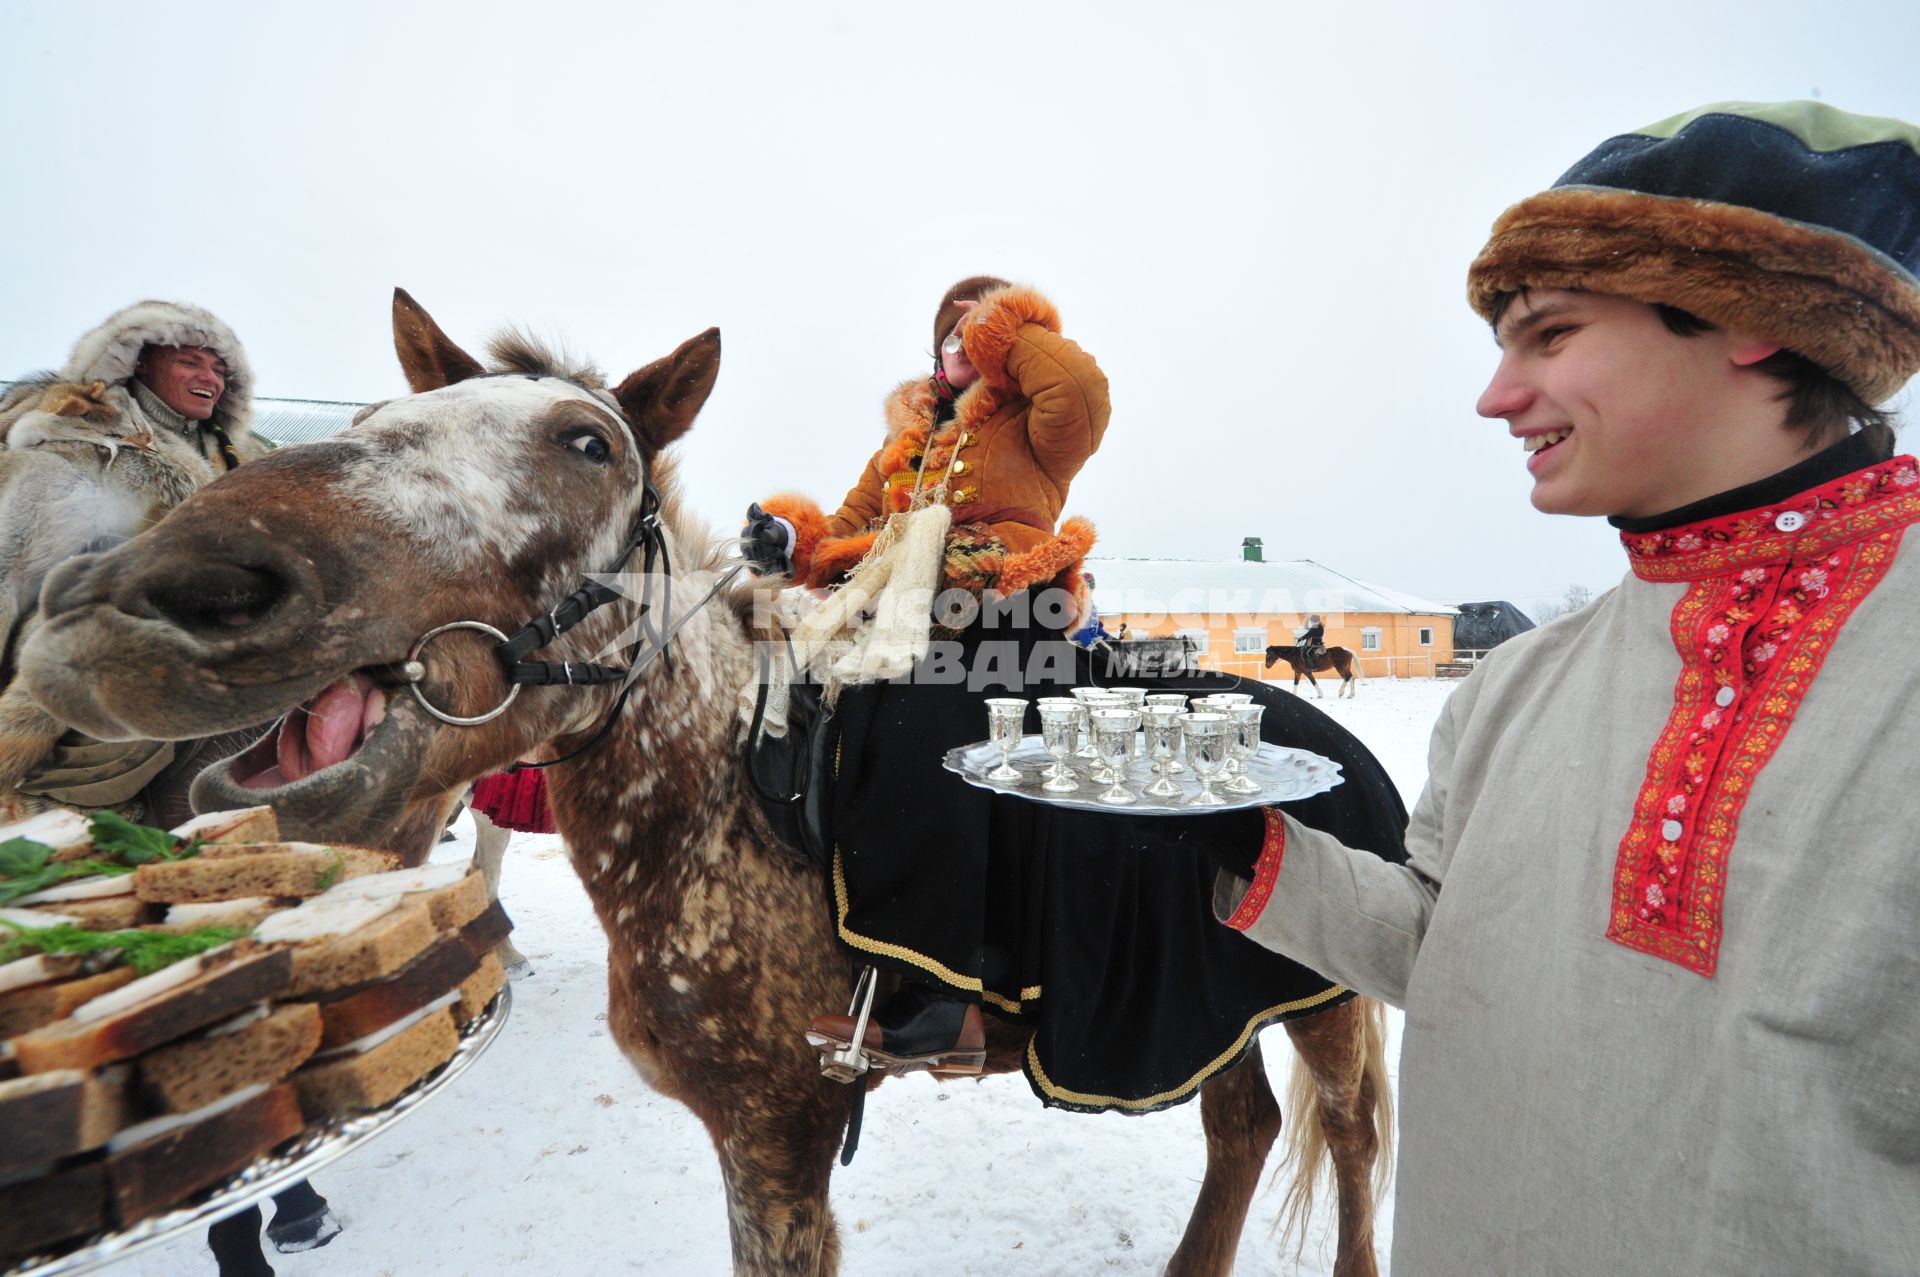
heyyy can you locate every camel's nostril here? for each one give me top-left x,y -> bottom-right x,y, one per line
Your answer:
143,564 -> 289,633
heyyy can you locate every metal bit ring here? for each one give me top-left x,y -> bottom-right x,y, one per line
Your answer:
405,621 -> 519,727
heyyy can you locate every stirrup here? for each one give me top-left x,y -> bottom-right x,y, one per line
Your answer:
817,965 -> 879,1084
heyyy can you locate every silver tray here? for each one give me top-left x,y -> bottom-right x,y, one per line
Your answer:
6,984 -> 512,1277
943,736 -> 1342,814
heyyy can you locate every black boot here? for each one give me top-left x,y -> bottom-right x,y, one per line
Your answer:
265,1180 -> 342,1253
805,979 -> 986,1075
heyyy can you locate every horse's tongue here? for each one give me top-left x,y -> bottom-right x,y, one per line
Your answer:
305,678 -> 370,773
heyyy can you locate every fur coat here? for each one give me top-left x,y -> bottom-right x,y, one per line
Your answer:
0,301 -> 267,817
761,285 -> 1107,602
0,300 -> 266,667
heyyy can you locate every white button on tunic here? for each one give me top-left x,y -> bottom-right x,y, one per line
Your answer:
1716,686 -> 1737,708
1775,510 -> 1807,532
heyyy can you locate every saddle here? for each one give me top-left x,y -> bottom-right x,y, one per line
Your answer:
745,673 -> 839,868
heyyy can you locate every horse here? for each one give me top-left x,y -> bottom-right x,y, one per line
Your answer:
16,291 -> 1392,1276
1264,644 -> 1360,699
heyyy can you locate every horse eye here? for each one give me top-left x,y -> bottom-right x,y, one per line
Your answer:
565,432 -> 611,464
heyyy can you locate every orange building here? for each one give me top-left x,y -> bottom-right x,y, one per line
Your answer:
1086,550 -> 1458,683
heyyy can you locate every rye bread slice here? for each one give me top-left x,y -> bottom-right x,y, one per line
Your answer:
294,1006 -> 460,1119
421,869 -> 489,931
133,844 -> 398,903
0,1157 -> 108,1265
0,966 -> 140,1039
105,1083 -> 305,1226
138,1003 -> 323,1114
11,947 -> 293,1073
0,1067 -> 130,1175
309,934 -> 481,1049
453,953 -> 507,1028
282,898 -> 438,997
457,900 -> 515,961
46,895 -> 149,931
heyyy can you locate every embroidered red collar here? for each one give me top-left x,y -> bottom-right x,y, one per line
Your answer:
1621,455 -> 1920,581
1608,454 -> 1920,976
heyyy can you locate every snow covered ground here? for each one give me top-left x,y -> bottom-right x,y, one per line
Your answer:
113,677 -> 1457,1277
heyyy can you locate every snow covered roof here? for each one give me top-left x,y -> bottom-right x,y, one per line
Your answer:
0,382 -> 362,448
1085,556 -> 1457,622
249,396 -> 361,445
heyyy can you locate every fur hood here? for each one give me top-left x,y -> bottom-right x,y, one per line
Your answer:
54,300 -> 255,435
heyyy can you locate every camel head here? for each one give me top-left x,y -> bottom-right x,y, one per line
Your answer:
18,290 -> 721,860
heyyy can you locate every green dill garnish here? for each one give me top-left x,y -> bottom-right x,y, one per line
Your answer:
0,921 -> 248,976
313,849 -> 348,892
0,838 -> 130,905
0,813 -> 203,905
88,811 -> 200,865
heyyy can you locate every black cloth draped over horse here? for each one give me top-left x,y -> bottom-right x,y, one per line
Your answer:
824,616 -> 1409,1113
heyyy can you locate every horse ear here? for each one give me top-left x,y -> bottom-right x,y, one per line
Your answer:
392,288 -> 485,393
612,328 -> 720,453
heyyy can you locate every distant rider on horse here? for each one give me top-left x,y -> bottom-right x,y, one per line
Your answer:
1296,613 -> 1327,666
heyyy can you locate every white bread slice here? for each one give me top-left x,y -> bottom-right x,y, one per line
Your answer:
169,806 -> 279,845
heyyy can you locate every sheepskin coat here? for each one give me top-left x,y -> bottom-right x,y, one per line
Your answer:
761,285 -> 1107,598
0,300 -> 267,660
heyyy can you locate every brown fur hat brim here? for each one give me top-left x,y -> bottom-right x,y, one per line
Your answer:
1467,187 -> 1920,403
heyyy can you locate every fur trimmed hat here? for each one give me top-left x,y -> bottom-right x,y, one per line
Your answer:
931,275 -> 1010,354
1468,101 -> 1920,403
57,299 -> 256,434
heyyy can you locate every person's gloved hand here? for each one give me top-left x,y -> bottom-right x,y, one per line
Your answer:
740,503 -> 796,577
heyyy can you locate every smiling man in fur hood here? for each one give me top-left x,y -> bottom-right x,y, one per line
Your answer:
1,299 -> 269,820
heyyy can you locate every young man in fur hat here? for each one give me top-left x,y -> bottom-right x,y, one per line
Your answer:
1207,102 -> 1920,1273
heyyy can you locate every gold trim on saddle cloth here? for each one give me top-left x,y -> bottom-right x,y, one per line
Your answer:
831,846 -> 1042,1015
1024,984 -> 1353,1113
833,841 -> 1354,1112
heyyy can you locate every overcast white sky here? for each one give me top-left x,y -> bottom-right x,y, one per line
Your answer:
4,0 -> 1915,616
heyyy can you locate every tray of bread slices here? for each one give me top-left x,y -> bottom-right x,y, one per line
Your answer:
0,805 -> 513,1274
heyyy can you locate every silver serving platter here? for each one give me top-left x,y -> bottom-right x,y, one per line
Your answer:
943,736 -> 1342,814
7,984 -> 512,1277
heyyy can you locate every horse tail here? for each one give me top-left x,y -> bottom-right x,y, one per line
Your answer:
1274,996 -> 1396,1254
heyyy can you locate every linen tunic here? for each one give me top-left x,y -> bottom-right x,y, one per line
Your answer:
1218,440 -> 1920,1275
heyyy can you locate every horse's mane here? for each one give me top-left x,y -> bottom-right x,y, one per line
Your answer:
485,330 -> 606,389
481,329 -> 778,640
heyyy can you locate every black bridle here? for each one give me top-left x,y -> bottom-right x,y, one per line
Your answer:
401,479 -> 745,769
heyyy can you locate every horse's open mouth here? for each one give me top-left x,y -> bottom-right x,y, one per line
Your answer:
228,672 -> 394,790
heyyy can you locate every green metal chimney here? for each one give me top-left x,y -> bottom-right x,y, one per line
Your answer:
1242,536 -> 1263,563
